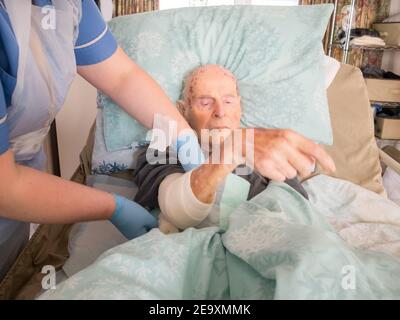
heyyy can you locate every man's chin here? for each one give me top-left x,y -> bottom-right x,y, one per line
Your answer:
209,127 -> 232,132
200,128 -> 232,145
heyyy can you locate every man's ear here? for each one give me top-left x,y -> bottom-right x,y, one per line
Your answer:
176,99 -> 187,115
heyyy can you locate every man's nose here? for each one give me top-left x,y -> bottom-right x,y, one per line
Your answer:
213,100 -> 225,118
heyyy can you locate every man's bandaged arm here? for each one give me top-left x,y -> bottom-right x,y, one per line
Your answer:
158,163 -> 236,229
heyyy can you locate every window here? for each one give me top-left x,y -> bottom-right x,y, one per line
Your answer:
159,0 -> 298,10
251,0 -> 298,5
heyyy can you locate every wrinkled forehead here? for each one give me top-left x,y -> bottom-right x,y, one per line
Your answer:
188,65 -> 238,95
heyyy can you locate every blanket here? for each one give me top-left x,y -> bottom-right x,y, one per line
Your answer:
39,179 -> 400,299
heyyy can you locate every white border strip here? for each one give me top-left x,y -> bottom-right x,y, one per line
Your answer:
0,115 -> 7,125
74,25 -> 108,50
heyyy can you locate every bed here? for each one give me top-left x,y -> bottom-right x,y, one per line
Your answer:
1,5 -> 400,299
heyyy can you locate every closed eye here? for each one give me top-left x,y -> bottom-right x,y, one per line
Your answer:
223,96 -> 236,104
199,98 -> 214,106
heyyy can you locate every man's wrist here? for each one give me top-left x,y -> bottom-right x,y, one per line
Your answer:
193,163 -> 235,188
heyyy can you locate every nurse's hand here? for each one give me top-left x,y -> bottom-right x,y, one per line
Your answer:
173,130 -> 205,172
110,195 -> 158,240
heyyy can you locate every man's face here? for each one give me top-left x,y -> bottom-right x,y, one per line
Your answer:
185,66 -> 241,136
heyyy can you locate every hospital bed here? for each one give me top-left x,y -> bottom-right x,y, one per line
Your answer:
0,62 -> 398,300
1,6 -> 400,299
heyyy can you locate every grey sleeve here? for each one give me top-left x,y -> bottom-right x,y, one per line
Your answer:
240,168 -> 308,200
284,177 -> 309,200
132,146 -> 185,210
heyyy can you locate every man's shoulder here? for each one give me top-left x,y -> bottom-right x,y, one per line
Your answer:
135,144 -> 182,170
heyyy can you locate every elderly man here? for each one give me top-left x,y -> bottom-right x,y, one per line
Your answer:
133,64 -> 329,233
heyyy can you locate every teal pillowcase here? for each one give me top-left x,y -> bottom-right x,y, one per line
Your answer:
100,4 -> 334,152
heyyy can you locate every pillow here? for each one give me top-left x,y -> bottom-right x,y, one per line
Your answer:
93,55 -> 339,173
383,12 -> 400,23
91,56 -> 340,174
312,63 -> 385,196
99,4 -> 334,155
91,109 -> 143,174
323,55 -> 340,89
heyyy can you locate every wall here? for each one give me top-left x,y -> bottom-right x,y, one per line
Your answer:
56,75 -> 97,179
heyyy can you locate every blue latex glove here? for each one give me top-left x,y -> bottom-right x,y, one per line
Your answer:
110,194 -> 158,240
174,131 -> 205,172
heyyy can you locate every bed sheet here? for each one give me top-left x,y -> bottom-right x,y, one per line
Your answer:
42,175 -> 400,299
303,174 -> 400,258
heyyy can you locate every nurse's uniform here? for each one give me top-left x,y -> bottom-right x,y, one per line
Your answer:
0,0 -> 81,280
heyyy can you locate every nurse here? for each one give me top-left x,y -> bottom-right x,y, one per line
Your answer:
0,0 -> 201,282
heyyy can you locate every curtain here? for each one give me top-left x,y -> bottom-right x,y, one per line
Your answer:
301,0 -> 392,68
112,0 -> 159,17
300,0 -> 332,4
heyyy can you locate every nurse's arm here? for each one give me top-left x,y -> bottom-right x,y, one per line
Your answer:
77,47 -> 191,134
0,149 -> 116,223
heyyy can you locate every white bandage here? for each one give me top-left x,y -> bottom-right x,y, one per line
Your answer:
158,213 -> 180,234
158,171 -> 214,230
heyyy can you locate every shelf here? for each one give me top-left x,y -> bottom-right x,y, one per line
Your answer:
371,101 -> 400,107
333,43 -> 400,51
365,78 -> 400,104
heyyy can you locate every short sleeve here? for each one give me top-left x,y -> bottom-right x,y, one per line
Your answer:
0,83 -> 9,155
74,0 -> 118,66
